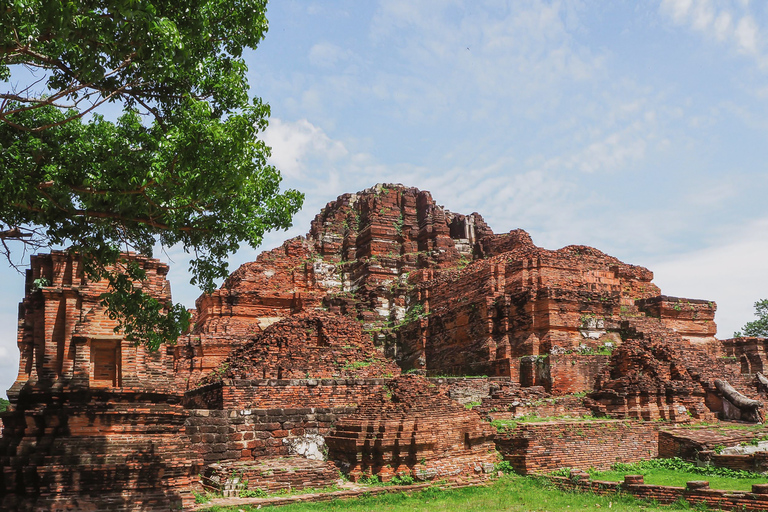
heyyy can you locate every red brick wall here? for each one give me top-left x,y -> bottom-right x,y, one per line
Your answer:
184,376 -> 523,410
496,420 -> 659,473
202,458 -> 340,494
659,427 -> 768,473
325,376 -> 497,482
547,354 -> 610,394
11,251 -> 177,397
2,252 -> 196,511
219,378 -> 388,409
721,337 -> 768,375
0,389 -> 200,511
185,407 -> 354,463
703,452 -> 768,473
636,295 -> 717,342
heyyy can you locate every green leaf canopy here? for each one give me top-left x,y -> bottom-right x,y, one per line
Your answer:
1,1 -> 304,348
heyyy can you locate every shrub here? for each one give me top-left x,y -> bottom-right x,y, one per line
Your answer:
390,473 -> 415,486
239,488 -> 267,498
612,457 -> 761,479
359,473 -> 381,485
495,460 -> 516,474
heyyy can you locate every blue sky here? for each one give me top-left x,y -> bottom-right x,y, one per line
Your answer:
2,0 -> 768,396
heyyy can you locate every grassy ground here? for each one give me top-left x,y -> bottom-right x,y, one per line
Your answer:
199,474 -> 704,511
588,458 -> 767,492
590,468 -> 765,491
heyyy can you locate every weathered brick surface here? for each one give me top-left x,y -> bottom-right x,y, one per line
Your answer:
172,184 -> 724,396
495,420 -> 660,474
9,252 -> 177,397
200,311 -> 400,383
587,321 -> 759,421
0,389 -> 199,511
220,379 -> 386,410
475,383 -> 592,420
659,426 -> 768,459
636,296 -> 717,344
174,238 -> 329,385
721,337 -> 768,375
325,375 -> 497,482
433,376 -> 513,405
699,451 -> 768,473
517,353 -> 610,393
174,184 -> 491,386
397,233 -> 673,381
0,252 -> 199,511
202,457 -> 340,494
185,376 -> 524,412
185,408 -> 354,463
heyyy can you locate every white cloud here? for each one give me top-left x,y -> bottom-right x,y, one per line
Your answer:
691,0 -> 716,31
713,11 -> 733,40
308,42 -> 353,68
363,0 -> 606,124
735,15 -> 759,55
261,119 -> 349,179
660,0 -> 768,67
568,123 -> 649,174
663,0 -> 694,21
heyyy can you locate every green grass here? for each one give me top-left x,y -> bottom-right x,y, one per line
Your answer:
588,458 -> 768,492
199,474 -> 702,511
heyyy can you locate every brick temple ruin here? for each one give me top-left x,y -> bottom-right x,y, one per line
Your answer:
1,184 -> 767,511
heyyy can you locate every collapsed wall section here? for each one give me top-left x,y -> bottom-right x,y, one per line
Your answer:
395,229 -> 714,391
325,375 -> 497,482
587,318 -> 761,421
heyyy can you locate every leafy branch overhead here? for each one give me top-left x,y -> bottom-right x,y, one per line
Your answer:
1,1 -> 304,348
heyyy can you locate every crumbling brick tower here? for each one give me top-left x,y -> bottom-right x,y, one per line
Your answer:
0,251 -> 200,512
174,184 -> 722,394
173,183 -> 494,386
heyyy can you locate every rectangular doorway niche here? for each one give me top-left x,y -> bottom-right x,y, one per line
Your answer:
90,338 -> 121,387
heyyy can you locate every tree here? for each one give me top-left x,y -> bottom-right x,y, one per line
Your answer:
734,299 -> 768,338
0,1 -> 303,349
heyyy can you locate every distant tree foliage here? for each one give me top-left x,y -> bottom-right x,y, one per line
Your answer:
0,1 -> 303,349
735,299 -> 768,338
0,397 -> 8,412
